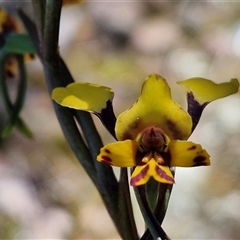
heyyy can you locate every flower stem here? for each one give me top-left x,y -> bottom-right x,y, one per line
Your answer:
134,185 -> 170,240
118,168 -> 139,240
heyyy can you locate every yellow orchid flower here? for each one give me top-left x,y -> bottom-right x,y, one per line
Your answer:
52,73 -> 239,186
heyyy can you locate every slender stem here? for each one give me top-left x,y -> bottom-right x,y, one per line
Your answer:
141,171 -> 175,240
118,168 -> 139,240
30,2 -> 137,239
31,0 -> 45,45
0,54 -> 25,116
134,185 -> 170,240
155,184 -> 173,224
36,0 -> 98,183
0,54 -> 27,136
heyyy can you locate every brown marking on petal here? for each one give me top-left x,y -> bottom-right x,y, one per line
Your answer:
130,165 -> 149,186
187,92 -> 209,133
155,166 -> 175,183
101,156 -> 112,164
192,155 -> 208,167
121,118 -> 141,140
98,100 -> 116,138
122,132 -> 133,140
129,118 -> 141,130
193,162 -> 208,167
104,149 -> 111,154
188,145 -> 197,150
166,119 -> 183,139
193,156 -> 206,163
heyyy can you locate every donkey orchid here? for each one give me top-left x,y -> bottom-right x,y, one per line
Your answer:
52,73 -> 239,186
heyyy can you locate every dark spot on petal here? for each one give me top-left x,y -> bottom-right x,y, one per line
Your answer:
187,92 -> 209,133
188,145 -> 196,150
98,100 -> 117,138
121,118 -> 141,140
122,132 -> 133,140
193,162 -> 208,167
101,156 -> 112,164
193,156 -> 206,163
166,119 -> 183,139
192,155 -> 209,167
104,149 -> 111,154
135,151 -> 145,165
130,118 -> 140,130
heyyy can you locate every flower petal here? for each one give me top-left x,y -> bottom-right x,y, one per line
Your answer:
116,73 -> 192,141
52,82 -> 114,113
97,140 -> 138,167
130,164 -> 151,186
178,78 -> 239,132
130,159 -> 175,186
178,78 -> 239,105
168,140 -> 210,167
152,164 -> 175,185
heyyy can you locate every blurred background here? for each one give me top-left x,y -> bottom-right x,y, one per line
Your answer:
1,1 -> 240,239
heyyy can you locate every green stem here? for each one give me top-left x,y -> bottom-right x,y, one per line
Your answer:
140,171 -> 175,240
118,168 -> 139,240
134,185 -> 170,240
28,2 -> 137,239
39,0 -> 98,183
0,54 -> 27,136
18,6 -> 97,180
31,0 -> 45,43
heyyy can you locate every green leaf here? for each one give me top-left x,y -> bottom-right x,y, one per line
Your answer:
2,33 -> 36,55
1,118 -> 34,139
16,118 -> 34,139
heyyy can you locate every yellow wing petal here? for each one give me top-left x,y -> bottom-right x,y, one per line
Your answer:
97,140 -> 138,167
116,73 -> 192,141
52,82 -> 114,113
168,140 -> 210,167
178,78 -> 239,105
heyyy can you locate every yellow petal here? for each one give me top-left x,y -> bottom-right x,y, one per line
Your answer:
168,140 -> 210,167
116,73 -> 192,141
130,159 -> 175,186
178,78 -> 239,105
97,140 -> 138,167
52,82 -> 114,113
